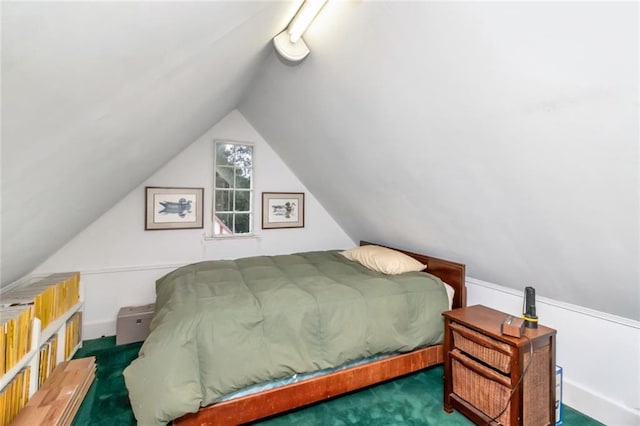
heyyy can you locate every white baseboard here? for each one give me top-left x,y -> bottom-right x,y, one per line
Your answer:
564,378 -> 640,425
465,277 -> 639,328
84,320 -> 117,340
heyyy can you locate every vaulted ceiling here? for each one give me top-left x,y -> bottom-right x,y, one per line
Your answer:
1,1 -> 293,287
2,2 -> 638,320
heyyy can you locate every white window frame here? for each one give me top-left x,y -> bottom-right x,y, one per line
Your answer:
212,140 -> 254,237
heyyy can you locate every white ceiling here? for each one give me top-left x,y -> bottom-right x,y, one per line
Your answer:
1,1 -> 294,286
2,1 -> 638,320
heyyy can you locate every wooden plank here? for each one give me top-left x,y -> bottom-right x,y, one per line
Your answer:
12,357 -> 95,426
8,405 -> 50,425
61,369 -> 95,426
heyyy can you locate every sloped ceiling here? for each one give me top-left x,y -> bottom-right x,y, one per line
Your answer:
2,2 -> 638,321
239,1 -> 639,320
1,1 -> 294,286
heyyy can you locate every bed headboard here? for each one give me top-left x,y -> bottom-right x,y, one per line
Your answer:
360,241 -> 467,309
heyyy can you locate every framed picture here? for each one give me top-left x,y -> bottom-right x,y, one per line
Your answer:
262,192 -> 305,229
145,187 -> 204,230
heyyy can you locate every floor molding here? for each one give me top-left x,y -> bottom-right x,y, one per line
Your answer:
466,277 -> 639,329
563,378 -> 640,426
85,320 -> 117,340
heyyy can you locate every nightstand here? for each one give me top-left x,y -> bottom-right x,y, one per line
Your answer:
443,305 -> 556,426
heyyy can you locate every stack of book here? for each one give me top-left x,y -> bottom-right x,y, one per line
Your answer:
64,312 -> 82,361
1,272 -> 80,331
0,366 -> 30,425
0,306 -> 34,375
37,336 -> 58,388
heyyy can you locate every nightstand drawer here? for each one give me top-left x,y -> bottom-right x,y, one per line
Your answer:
450,322 -> 513,374
450,349 -> 512,424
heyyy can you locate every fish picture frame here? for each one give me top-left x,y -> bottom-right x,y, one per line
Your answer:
145,187 -> 204,230
262,192 -> 305,229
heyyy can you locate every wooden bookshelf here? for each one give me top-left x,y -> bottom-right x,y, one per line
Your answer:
0,273 -> 84,425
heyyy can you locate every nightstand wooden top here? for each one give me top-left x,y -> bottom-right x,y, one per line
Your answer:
443,304 -> 556,344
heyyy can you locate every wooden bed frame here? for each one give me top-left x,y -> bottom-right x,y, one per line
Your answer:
173,242 -> 466,426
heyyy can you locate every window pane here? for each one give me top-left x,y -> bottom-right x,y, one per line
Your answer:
215,168 -> 234,189
234,213 -> 251,234
215,190 -> 232,211
234,191 -> 250,212
235,168 -> 252,189
214,213 -> 233,235
216,144 -> 235,166
234,145 -> 253,168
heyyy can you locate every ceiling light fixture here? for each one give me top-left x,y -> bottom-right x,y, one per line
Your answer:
273,0 -> 327,62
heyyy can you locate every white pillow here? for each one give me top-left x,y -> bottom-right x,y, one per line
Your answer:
340,245 -> 426,275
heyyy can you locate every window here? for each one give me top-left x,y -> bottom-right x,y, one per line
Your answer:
213,141 -> 253,236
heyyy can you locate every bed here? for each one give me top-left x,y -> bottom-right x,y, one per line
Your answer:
123,241 -> 466,425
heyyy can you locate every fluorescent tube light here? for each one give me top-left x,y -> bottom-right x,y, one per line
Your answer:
287,0 -> 327,43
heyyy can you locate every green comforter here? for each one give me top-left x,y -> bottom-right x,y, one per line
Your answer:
123,250 -> 448,425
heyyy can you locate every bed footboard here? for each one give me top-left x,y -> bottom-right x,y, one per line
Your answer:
173,345 -> 444,426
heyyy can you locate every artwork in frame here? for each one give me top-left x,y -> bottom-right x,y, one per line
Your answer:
145,187 -> 204,230
262,192 -> 305,229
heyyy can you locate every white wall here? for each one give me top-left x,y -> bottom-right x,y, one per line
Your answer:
468,278 -> 640,426
33,110 -> 354,337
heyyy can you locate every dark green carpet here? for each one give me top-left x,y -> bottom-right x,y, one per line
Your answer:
72,337 -> 603,425
72,337 -> 140,426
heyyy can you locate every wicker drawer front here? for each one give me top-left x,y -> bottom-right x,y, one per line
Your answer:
451,349 -> 511,425
450,322 -> 513,374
